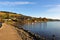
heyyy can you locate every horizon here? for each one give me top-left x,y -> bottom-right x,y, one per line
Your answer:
0,0 -> 60,19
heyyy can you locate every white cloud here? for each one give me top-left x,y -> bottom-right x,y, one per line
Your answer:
0,1 -> 35,5
47,6 -> 60,12
44,4 -> 60,7
43,5 -> 53,7
41,4 -> 60,19
42,4 -> 60,12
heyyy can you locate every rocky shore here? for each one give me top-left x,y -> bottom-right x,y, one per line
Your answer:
15,27 -> 47,40
15,27 -> 56,40
5,22 -> 55,40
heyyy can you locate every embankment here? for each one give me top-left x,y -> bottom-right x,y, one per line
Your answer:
15,27 -> 46,40
4,24 -> 48,40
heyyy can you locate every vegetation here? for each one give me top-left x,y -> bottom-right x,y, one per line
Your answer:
0,11 -> 59,40
0,11 -> 60,24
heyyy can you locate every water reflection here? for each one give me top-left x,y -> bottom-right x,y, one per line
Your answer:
39,22 -> 47,30
42,22 -> 47,30
39,22 -> 43,30
22,22 -> 60,40
24,22 -> 47,32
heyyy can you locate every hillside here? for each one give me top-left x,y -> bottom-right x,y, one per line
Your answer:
0,11 -> 59,40
0,11 -> 22,19
0,11 -> 60,24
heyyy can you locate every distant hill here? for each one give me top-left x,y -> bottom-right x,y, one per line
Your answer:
0,11 -> 60,23
0,11 -> 22,19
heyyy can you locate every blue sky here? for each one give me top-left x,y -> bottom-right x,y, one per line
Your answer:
0,0 -> 60,19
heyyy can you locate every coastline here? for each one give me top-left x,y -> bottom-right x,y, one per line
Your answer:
6,22 -> 56,40
15,27 -> 46,40
6,22 -> 46,40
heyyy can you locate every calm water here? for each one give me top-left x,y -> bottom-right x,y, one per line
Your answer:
22,21 -> 60,40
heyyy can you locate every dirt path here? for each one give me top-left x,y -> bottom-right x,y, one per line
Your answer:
0,23 -> 22,40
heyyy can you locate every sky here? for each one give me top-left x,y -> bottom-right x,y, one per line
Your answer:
0,0 -> 60,19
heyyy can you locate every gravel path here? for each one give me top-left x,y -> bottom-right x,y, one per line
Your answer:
0,23 -> 22,40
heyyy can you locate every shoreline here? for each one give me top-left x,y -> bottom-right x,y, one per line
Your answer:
15,27 -> 47,40
6,22 -> 55,40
